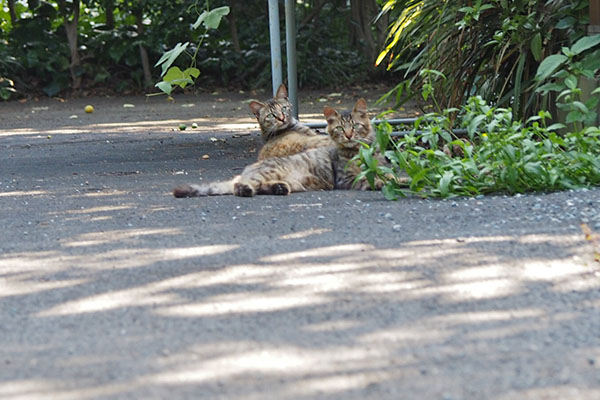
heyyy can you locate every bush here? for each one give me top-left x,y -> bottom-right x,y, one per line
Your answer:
377,0 -> 590,119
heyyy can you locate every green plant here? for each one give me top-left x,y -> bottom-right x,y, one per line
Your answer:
153,2 -> 229,97
535,33 -> 600,131
377,0 -> 589,119
357,78 -> 600,199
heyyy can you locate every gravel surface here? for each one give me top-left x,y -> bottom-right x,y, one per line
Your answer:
1,93 -> 599,400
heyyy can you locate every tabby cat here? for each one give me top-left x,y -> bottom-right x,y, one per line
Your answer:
249,84 -> 332,160
173,98 -> 383,198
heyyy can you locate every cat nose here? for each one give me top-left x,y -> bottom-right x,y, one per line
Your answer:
344,131 -> 353,139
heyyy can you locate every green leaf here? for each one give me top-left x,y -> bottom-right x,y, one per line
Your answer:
163,67 -> 195,89
555,17 -> 575,30
154,42 -> 189,76
382,184 -> 399,201
535,82 -> 565,95
438,171 -> 454,197
566,110 -> 584,124
531,33 -> 542,62
155,81 -> 172,95
535,54 -> 567,81
547,123 -> 566,131
193,6 -> 230,30
572,101 -> 589,114
564,74 -> 578,90
185,67 -> 201,79
571,34 -> 600,55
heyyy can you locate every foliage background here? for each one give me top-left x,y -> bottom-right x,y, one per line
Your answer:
0,0 -> 390,99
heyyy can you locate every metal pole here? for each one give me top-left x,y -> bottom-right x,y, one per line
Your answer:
268,0 -> 283,96
284,0 -> 298,118
304,118 -> 419,129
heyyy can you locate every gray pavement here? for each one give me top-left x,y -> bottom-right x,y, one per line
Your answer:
1,94 -> 600,399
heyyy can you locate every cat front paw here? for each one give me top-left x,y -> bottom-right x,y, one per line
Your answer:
234,183 -> 255,197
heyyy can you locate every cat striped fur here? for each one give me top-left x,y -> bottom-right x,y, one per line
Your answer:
173,98 -> 384,198
249,84 -> 332,160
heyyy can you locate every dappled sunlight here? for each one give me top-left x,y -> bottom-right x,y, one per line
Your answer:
520,259 -> 589,281
1,245 -> 237,301
62,227 -> 181,247
35,245 -> 237,316
261,243 -> 375,263
496,386 -> 600,400
146,342 -> 398,398
0,190 -> 48,197
214,122 -> 258,131
155,290 -> 327,317
63,204 -> 134,215
0,378 -> 132,400
279,228 -> 331,240
0,274 -> 88,297
1,227 -> 597,399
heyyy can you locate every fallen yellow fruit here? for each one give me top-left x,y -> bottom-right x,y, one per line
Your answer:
84,105 -> 94,113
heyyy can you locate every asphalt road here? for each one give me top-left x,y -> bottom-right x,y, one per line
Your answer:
1,93 -> 599,399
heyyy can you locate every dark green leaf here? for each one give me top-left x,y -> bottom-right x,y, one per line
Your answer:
535,54 -> 567,81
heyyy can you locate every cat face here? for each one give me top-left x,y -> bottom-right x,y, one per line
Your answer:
249,84 -> 293,138
323,98 -> 373,148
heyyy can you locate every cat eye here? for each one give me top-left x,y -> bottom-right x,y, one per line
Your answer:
334,126 -> 344,133
352,123 -> 362,131
281,106 -> 288,112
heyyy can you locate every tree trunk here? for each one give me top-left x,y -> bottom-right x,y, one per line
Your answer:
349,0 -> 387,74
57,0 -> 82,91
7,0 -> 17,26
228,2 -> 242,54
104,0 -> 115,30
300,0 -> 328,27
134,9 -> 153,87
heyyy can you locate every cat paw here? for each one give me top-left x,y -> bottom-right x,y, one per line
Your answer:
234,183 -> 255,197
271,182 -> 291,195
173,184 -> 195,198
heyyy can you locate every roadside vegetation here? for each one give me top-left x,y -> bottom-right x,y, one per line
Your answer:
0,0 -> 386,99
355,0 -> 600,199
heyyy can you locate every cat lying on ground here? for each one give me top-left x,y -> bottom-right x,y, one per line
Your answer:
249,84 -> 332,160
173,98 -> 386,198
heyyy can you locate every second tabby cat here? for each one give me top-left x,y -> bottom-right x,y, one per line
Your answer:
173,98 -> 385,198
249,84 -> 332,160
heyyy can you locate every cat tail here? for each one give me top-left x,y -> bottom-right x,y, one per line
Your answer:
173,177 -> 239,198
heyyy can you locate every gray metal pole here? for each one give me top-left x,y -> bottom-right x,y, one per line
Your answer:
284,0 -> 298,118
268,0 -> 283,96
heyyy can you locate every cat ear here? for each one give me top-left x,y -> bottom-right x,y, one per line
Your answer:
276,84 -> 288,99
249,101 -> 265,117
353,98 -> 368,115
323,106 -> 339,123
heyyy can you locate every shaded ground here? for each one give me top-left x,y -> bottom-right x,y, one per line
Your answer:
1,89 -> 600,400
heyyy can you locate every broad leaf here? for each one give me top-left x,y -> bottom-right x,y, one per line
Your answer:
154,42 -> 189,76
535,54 -> 567,81
571,34 -> 600,55
193,6 -> 230,30
155,81 -> 172,95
